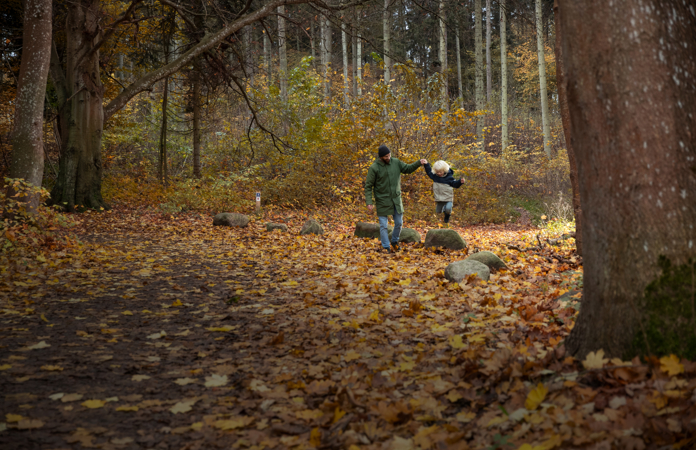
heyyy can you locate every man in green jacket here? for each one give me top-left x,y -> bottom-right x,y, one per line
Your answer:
365,144 -> 427,252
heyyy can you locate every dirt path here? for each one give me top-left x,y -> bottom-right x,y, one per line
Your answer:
6,210 -> 679,450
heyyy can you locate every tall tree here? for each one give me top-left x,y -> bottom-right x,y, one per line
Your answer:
341,17 -> 349,107
278,5 -> 288,102
356,10 -> 362,96
553,0 -> 580,254
264,29 -> 272,79
474,0 -> 484,149
320,12 -> 330,99
455,24 -> 463,108
438,0 -> 447,110
500,0 -> 508,152
559,0 -> 696,358
535,0 -> 552,157
7,0 -> 52,214
485,0 -> 491,104
383,0 -> 391,83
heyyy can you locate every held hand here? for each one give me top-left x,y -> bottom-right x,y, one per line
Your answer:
367,204 -> 374,212
420,159 -> 427,165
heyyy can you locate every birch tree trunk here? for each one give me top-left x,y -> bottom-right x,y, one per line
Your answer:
474,0 -> 484,150
320,13 -> 330,100
278,5 -> 288,102
341,20 -> 349,107
352,9 -> 357,97
500,0 -> 508,152
535,0 -> 552,158
438,0 -> 448,111
559,0 -> 696,359
553,0 -> 581,255
7,0 -> 52,214
486,0 -> 492,104
383,0 -> 390,83
356,19 -> 362,96
455,26 -> 463,109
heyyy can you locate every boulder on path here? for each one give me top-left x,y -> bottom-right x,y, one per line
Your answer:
300,219 -> 324,235
466,251 -> 507,270
266,223 -> 288,232
213,213 -> 250,227
445,259 -> 491,283
424,229 -> 467,250
390,227 -> 421,244
354,222 -> 386,239
354,222 -> 422,243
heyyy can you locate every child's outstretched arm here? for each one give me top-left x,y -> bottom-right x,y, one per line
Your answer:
423,163 -> 437,181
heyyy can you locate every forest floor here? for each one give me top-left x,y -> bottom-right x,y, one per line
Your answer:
0,207 -> 694,449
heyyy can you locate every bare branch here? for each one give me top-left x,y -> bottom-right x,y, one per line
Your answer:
90,0 -> 143,56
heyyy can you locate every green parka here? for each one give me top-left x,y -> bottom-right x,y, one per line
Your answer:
364,157 -> 423,216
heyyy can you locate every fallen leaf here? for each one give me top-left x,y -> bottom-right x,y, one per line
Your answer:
660,354 -> 684,376
582,349 -> 608,370
213,416 -> 254,430
81,399 -> 106,409
204,374 -> 228,387
525,383 -> 548,410
174,378 -> 197,386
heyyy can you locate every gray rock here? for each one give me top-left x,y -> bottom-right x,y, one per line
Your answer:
354,222 -> 421,243
466,251 -> 507,270
300,219 -> 324,235
424,229 -> 467,250
213,213 -> 250,227
390,227 -> 421,244
354,222 -> 387,239
445,259 -> 491,283
266,223 -> 288,232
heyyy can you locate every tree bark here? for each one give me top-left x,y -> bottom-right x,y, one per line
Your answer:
500,0 -> 508,152
455,25 -> 463,109
559,0 -> 696,358
278,5 -> 288,102
535,0 -> 552,158
383,0 -> 390,83
553,0 -> 580,254
192,58 -> 202,179
49,0 -> 107,211
474,0 -> 484,150
438,0 -> 448,111
159,76 -> 169,185
341,18 -> 349,107
356,16 -> 362,97
264,30 -> 272,81
7,0 -> 52,214
485,0 -> 491,105
320,13 -> 330,100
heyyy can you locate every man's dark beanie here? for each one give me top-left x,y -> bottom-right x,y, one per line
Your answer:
378,144 -> 390,157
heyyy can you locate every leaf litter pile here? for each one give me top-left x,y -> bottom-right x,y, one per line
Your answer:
1,208 -> 695,449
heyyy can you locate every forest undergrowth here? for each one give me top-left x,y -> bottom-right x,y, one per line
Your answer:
1,203 -> 695,449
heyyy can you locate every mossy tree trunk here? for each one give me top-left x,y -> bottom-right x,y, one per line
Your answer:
560,0 -> 696,359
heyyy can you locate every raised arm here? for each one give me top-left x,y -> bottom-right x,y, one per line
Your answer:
399,159 -> 425,175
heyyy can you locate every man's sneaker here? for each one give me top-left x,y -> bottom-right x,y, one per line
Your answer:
390,242 -> 400,252
378,247 -> 391,253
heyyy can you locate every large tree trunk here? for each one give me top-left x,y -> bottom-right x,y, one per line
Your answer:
553,0 -> 580,255
500,0 -> 508,152
320,13 -> 330,100
356,11 -> 362,97
278,5 -> 288,102
560,0 -> 696,359
7,0 -> 52,214
383,0 -> 390,83
535,0 -> 552,158
485,0 -> 491,105
159,76 -> 169,185
474,0 -> 484,150
49,0 -> 107,211
438,0 -> 448,111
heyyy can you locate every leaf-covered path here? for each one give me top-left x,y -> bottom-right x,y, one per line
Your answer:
1,209 -> 694,449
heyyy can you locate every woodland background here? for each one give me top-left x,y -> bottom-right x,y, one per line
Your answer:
0,0 -> 571,226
